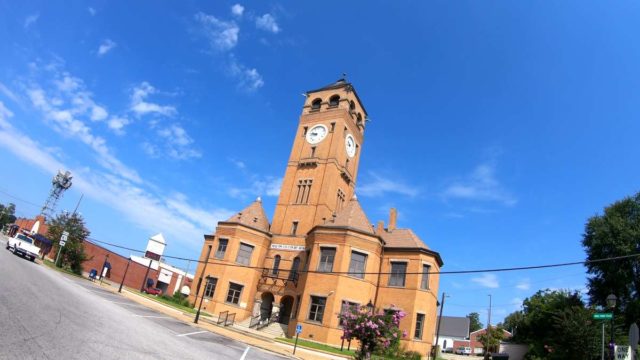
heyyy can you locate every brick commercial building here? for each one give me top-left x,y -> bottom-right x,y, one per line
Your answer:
190,79 -> 444,355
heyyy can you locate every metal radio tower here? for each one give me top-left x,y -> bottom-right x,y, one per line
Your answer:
41,170 -> 73,219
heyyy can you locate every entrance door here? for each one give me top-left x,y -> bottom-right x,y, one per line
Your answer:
278,296 -> 294,324
260,292 -> 274,320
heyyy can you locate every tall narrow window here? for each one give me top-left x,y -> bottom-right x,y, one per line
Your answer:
348,251 -> 367,279
289,257 -> 300,280
215,239 -> 228,259
310,146 -> 316,157
336,189 -> 346,211
226,282 -> 243,304
415,313 -> 425,339
308,296 -> 326,322
318,248 -> 336,272
291,221 -> 299,235
236,243 -> 254,265
295,179 -> 313,204
272,255 -> 281,275
421,264 -> 430,290
311,98 -> 322,110
389,262 -> 407,287
204,277 -> 218,298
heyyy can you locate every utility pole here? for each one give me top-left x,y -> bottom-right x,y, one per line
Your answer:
433,292 -> 447,359
485,294 -> 492,359
118,258 -> 131,293
193,245 -> 212,300
140,258 -> 153,292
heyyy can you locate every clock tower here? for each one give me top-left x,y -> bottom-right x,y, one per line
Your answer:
270,78 -> 368,236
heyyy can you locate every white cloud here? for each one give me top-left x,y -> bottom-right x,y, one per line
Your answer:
130,82 -> 176,117
442,161 -> 517,206
255,14 -> 280,33
231,4 -> 244,17
358,171 -> 419,198
91,105 -> 108,121
24,14 -> 39,29
194,12 -> 239,52
471,273 -> 500,289
157,124 -> 201,160
97,39 -> 117,57
0,101 -> 228,250
228,58 -> 264,91
107,116 -> 130,135
516,278 -> 530,291
0,82 -> 21,104
88,7 -> 96,16
230,158 -> 246,170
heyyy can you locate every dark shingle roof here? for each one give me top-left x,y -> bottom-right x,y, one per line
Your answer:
436,316 -> 470,338
225,197 -> 270,233
323,196 -> 374,235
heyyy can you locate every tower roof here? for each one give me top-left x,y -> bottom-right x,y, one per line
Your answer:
225,197 -> 270,233
325,197 -> 374,235
306,78 -> 368,116
380,228 -> 429,250
149,233 -> 166,244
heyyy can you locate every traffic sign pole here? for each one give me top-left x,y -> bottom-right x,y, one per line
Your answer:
293,324 -> 302,355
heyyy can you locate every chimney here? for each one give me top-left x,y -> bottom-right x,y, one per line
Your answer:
389,208 -> 397,232
376,220 -> 385,235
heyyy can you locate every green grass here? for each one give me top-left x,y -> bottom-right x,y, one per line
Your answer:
137,291 -> 211,317
42,259 -> 83,278
276,337 -> 355,357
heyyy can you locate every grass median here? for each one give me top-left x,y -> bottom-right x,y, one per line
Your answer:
136,291 -> 212,317
276,337 -> 355,357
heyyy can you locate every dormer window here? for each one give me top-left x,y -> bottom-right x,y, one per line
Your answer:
329,95 -> 340,107
311,98 -> 322,110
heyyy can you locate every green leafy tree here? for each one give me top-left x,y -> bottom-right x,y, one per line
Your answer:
582,192 -> 640,329
47,212 -> 90,275
478,326 -> 505,354
516,289 -> 599,360
501,310 -> 524,339
0,202 -> 17,229
467,312 -> 483,332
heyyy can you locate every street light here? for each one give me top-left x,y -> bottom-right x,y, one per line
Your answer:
607,294 -> 617,360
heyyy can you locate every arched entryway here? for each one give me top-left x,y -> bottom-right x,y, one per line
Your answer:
260,292 -> 274,321
278,295 -> 294,324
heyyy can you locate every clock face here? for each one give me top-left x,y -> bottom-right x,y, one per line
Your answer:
306,124 -> 328,144
345,134 -> 356,158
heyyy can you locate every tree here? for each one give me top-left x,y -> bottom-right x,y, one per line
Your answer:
477,326 -> 505,354
339,305 -> 407,360
0,202 -> 17,229
582,192 -> 640,330
467,312 -> 483,332
47,212 -> 90,275
501,310 -> 524,339
516,289 -> 599,360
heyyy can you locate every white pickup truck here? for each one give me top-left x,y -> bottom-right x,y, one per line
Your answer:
6,233 -> 41,261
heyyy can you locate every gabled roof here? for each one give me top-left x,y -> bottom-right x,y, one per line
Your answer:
150,233 -> 166,244
324,196 -> 375,235
380,228 -> 429,250
436,316 -> 470,338
225,197 -> 270,233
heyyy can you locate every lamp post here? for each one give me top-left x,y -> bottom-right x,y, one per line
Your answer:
607,294 -> 617,360
194,275 -> 210,324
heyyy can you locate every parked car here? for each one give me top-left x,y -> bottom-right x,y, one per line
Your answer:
455,346 -> 472,355
143,287 -> 162,296
6,233 -> 40,261
442,347 -> 454,353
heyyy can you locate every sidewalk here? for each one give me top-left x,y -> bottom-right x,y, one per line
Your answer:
92,279 -> 348,360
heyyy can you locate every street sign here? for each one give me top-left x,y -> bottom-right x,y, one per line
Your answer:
59,240 -> 66,247
61,231 -> 69,242
296,324 -> 302,334
593,313 -> 613,320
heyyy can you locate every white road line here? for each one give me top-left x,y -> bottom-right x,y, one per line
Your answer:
110,301 -> 142,306
132,315 -> 170,318
240,346 -> 251,360
177,330 -> 208,337
88,290 -> 121,297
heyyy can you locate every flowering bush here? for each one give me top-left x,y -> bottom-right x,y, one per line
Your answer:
339,304 -> 407,359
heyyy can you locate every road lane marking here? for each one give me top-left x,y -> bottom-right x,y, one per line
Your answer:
132,315 -> 170,318
177,330 -> 208,337
110,301 -> 143,306
240,346 -> 251,360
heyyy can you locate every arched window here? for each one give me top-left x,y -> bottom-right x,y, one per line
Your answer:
329,95 -> 340,107
273,255 -> 281,275
349,100 -> 355,111
289,257 -> 300,280
311,98 -> 322,110
356,113 -> 363,125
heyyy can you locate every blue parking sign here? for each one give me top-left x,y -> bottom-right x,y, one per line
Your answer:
296,324 -> 302,334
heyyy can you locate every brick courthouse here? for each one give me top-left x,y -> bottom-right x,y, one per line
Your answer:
190,80 -> 444,355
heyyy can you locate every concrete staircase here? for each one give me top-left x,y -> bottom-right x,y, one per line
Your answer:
258,322 -> 287,338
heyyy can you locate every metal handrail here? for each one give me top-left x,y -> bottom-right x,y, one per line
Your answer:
248,314 -> 261,328
256,311 -> 279,330
260,268 -> 300,286
225,313 -> 236,326
217,310 -> 228,325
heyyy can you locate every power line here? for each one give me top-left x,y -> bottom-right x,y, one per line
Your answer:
0,188 -> 41,208
86,237 -> 640,276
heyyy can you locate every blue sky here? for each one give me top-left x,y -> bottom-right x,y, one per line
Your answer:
1,1 -> 640,324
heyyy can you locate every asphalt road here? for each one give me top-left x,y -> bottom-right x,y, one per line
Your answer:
0,235 -> 288,360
